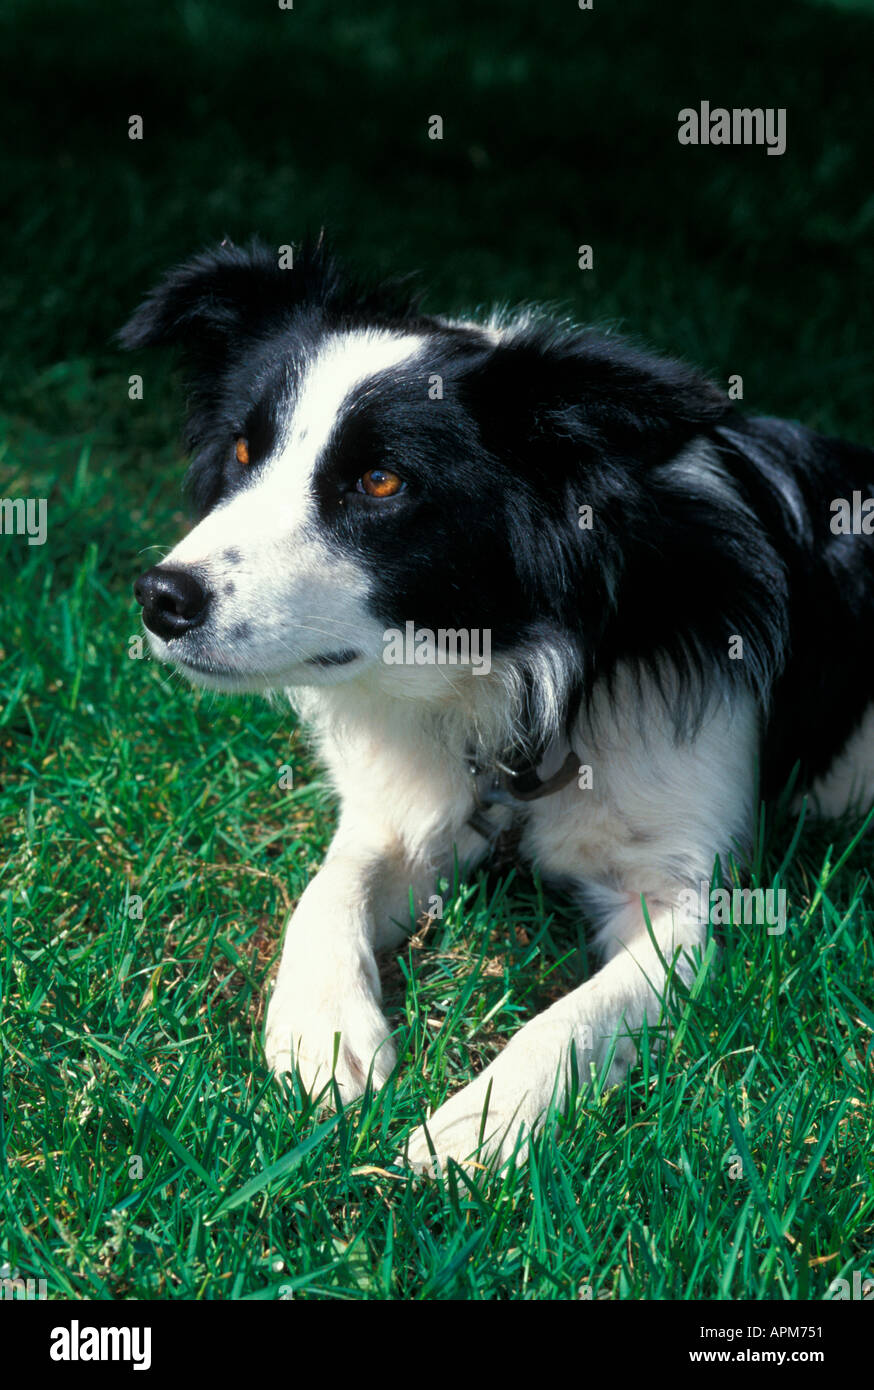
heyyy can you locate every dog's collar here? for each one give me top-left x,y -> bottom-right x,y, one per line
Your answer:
466,746 -> 579,840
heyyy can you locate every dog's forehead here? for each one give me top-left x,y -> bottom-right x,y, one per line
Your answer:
273,327 -> 426,464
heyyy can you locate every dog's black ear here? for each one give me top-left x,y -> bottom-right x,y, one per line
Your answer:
550,333 -> 733,445
117,238 -> 283,352
469,325 -> 732,467
118,234 -> 422,358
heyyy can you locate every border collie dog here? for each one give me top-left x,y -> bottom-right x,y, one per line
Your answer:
124,238 -> 874,1171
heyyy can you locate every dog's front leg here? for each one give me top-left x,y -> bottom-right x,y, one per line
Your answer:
402,892 -> 706,1173
402,679 -> 757,1172
265,824 -> 432,1101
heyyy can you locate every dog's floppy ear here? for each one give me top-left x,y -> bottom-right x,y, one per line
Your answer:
117,237 -> 282,353
469,325 -> 732,467
549,333 -> 732,445
119,234 -> 422,359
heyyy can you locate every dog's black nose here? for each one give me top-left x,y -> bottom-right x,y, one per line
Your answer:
134,565 -> 210,641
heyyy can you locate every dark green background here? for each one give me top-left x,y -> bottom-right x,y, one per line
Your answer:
2,0 -> 872,449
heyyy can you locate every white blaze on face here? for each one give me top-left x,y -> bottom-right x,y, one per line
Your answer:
152,329 -> 425,689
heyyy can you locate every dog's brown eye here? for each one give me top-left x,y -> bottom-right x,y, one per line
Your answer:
358,468 -> 404,498
235,437 -> 250,465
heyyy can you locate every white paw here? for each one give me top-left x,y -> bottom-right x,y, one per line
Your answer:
264,976 -> 395,1104
402,1024 -> 576,1175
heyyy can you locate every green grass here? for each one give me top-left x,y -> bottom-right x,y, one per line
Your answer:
2,0 -> 874,1301
2,386 -> 873,1304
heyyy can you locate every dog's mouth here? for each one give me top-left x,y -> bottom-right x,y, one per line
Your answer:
174,648 -> 362,679
175,655 -> 243,676
304,649 -> 360,668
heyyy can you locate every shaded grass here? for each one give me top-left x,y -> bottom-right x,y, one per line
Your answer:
3,0 -> 874,434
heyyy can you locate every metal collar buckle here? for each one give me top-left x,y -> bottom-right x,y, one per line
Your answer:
466,748 -> 580,841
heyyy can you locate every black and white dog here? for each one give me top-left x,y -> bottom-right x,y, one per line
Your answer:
124,238 -> 874,1170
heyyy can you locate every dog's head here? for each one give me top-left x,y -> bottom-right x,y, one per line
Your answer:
124,238 -> 733,701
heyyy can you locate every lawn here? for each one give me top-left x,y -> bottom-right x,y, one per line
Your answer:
1,0 -> 872,1300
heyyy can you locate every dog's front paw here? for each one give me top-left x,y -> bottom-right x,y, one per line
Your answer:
403,1072 -> 542,1175
402,1026 -> 571,1175
265,975 -> 396,1104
